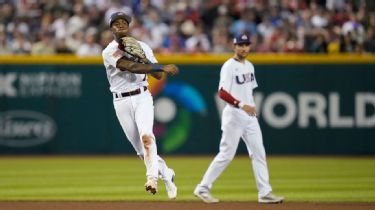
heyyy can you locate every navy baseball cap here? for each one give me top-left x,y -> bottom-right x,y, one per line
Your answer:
109,12 -> 132,26
233,34 -> 251,44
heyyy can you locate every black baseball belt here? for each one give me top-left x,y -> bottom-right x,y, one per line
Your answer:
114,86 -> 147,98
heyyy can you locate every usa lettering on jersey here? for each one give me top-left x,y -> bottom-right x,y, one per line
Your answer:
236,73 -> 254,84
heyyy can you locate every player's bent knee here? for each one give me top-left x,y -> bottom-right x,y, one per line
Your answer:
218,152 -> 235,162
142,134 -> 154,150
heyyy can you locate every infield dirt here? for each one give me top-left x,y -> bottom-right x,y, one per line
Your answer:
1,201 -> 374,210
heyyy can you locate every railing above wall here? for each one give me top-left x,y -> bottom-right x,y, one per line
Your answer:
0,54 -> 375,65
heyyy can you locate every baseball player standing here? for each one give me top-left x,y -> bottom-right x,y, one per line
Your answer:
194,34 -> 284,204
102,12 -> 178,199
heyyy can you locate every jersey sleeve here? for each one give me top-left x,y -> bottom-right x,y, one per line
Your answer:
102,46 -> 123,69
218,62 -> 232,91
251,63 -> 258,89
252,72 -> 258,89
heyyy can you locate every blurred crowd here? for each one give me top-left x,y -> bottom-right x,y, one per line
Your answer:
0,0 -> 375,56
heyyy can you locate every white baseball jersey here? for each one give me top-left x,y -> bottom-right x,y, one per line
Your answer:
102,40 -> 157,93
196,57 -> 273,198
102,39 -> 173,183
219,58 -> 258,107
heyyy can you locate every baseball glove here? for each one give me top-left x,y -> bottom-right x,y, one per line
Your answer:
119,36 -> 150,64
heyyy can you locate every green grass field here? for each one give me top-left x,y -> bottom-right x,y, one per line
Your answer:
0,156 -> 374,202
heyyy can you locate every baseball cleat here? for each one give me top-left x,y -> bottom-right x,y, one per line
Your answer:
145,179 -> 157,195
258,192 -> 284,204
164,168 -> 177,199
193,186 -> 219,203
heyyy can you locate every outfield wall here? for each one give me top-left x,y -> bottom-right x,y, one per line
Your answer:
0,54 -> 375,155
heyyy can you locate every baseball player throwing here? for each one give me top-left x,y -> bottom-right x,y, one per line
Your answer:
102,12 -> 178,199
194,34 -> 284,204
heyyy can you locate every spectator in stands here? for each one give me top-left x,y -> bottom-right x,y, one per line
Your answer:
10,31 -> 31,54
283,35 -> 302,53
76,28 -> 102,56
213,4 -> 233,30
129,17 -> 152,45
6,16 -> 30,37
342,12 -> 365,42
0,0 -> 374,55
67,3 -> 89,36
211,26 -> 231,54
363,27 -> 375,53
309,31 -> 328,53
142,8 -> 170,50
340,32 -> 356,53
230,7 -> 256,37
66,31 -> 84,53
257,15 -> 275,43
55,38 -> 73,54
31,31 -> 56,55
161,22 -> 186,54
0,3 -> 15,27
185,22 -> 211,53
51,10 -> 70,40
0,26 -> 11,55
327,27 -> 342,54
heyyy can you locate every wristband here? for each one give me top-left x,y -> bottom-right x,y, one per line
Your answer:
151,64 -> 164,72
238,102 -> 245,109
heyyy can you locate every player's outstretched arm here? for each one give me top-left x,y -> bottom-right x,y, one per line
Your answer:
148,72 -> 163,80
116,58 -> 179,75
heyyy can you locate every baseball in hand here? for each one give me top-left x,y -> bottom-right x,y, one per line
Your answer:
163,64 -> 179,75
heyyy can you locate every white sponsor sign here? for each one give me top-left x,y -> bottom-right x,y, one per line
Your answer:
215,92 -> 375,129
0,110 -> 57,147
0,72 -> 81,98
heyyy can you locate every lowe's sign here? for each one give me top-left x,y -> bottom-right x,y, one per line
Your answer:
0,110 -> 57,147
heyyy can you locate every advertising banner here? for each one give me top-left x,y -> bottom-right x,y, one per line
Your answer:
1,61 -> 374,154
